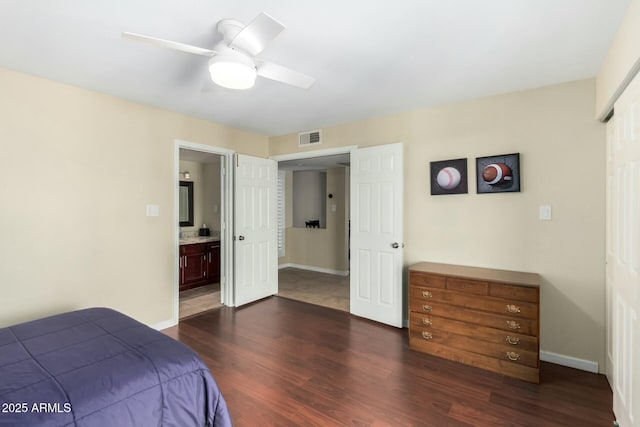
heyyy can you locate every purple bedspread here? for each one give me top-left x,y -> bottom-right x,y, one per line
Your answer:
0,308 -> 232,426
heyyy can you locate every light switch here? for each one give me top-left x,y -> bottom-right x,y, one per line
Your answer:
331,204 -> 337,212
146,204 -> 160,217
539,205 -> 552,221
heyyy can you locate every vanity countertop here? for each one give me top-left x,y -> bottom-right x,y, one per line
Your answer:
179,236 -> 220,245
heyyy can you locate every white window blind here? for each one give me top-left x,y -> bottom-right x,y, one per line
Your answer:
277,170 -> 285,257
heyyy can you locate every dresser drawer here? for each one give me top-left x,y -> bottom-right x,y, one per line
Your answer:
410,300 -> 538,336
489,282 -> 538,303
411,287 -> 537,319
409,312 -> 538,352
446,277 -> 488,295
409,272 -> 445,289
408,338 -> 540,383
409,285 -> 439,303
409,328 -> 539,368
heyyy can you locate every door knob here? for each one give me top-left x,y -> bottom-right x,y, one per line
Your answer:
238,235 -> 245,241
391,242 -> 399,248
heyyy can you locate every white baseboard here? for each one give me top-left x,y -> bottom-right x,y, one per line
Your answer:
279,263 -> 349,276
151,318 -> 177,331
540,350 -> 599,373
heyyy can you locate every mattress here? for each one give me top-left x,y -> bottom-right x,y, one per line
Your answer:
0,307 -> 232,426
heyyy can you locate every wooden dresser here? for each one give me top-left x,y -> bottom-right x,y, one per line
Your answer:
409,262 -> 540,383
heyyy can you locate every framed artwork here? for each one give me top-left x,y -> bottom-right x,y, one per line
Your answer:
476,153 -> 521,194
430,158 -> 468,195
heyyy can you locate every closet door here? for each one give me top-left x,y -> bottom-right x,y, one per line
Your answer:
607,70 -> 640,427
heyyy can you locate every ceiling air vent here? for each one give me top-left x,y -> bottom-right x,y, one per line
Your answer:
298,129 -> 322,147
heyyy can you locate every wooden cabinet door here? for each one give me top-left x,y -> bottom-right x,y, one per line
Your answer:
207,243 -> 220,283
180,243 -> 208,290
183,252 -> 207,285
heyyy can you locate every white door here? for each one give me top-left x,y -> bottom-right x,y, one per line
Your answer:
607,70 -> 640,427
350,143 -> 404,327
234,154 -> 278,306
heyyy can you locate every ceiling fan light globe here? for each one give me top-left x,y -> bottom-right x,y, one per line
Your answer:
208,54 -> 257,90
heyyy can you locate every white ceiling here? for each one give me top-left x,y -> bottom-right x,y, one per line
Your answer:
0,1 -> 629,136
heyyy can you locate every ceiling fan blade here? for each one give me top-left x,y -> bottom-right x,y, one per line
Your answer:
122,32 -> 216,57
229,12 -> 285,56
256,60 -> 316,89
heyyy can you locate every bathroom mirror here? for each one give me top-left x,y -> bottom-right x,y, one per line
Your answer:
179,181 -> 194,227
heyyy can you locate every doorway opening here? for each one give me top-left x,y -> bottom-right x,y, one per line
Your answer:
273,142 -> 404,327
274,150 -> 352,312
174,141 -> 234,322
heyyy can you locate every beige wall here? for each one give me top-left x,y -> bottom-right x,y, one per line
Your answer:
178,159 -> 221,234
202,161 -> 221,232
270,79 -> 606,369
280,167 -> 348,272
0,67 -> 267,328
596,0 -> 640,118
292,170 -> 326,228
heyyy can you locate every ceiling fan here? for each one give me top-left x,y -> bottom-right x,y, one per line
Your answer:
122,12 -> 315,90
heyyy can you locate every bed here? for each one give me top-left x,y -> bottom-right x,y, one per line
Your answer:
0,307 -> 232,426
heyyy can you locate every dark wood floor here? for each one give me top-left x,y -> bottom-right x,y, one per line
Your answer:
163,297 -> 614,427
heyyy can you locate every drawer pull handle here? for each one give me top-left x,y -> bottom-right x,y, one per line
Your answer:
422,332 -> 433,340
422,290 -> 433,298
506,352 -> 520,361
506,304 -> 521,313
506,320 -> 520,330
505,336 -> 520,345
421,318 -> 432,326
422,305 -> 432,313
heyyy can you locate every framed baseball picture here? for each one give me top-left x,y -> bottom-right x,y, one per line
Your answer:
476,153 -> 521,194
430,158 -> 468,195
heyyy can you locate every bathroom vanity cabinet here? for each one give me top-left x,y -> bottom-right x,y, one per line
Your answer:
179,240 -> 220,291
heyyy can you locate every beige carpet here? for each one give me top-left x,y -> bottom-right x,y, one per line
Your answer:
179,284 -> 222,319
277,268 -> 349,312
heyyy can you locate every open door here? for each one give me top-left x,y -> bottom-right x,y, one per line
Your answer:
350,143 -> 404,327
234,154 -> 278,306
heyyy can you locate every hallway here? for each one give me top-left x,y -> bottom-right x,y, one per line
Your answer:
277,268 -> 349,312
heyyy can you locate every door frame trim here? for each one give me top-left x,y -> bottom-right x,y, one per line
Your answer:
174,140 -> 235,324
269,145 -> 358,162
271,144 -> 404,326
271,145 -> 357,270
